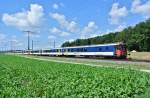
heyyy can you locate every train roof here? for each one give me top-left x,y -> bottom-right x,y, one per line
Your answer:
51,42 -> 125,50
23,43 -> 125,51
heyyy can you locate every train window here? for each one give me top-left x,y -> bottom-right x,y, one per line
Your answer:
74,48 -> 78,52
33,50 -> 39,53
79,48 -> 81,52
84,48 -> 87,52
106,47 -> 109,50
71,49 -> 73,52
81,48 -> 83,52
44,50 -> 50,52
122,45 -> 126,50
68,49 -> 70,52
82,48 -> 84,52
99,48 -> 102,51
116,45 -> 121,50
78,48 -> 82,52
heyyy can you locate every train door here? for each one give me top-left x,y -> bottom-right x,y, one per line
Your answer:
58,49 -> 61,55
62,49 -> 64,56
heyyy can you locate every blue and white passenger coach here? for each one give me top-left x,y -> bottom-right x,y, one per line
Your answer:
34,43 -> 127,59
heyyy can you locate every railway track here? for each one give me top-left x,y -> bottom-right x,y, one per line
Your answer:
65,56 -> 150,66
34,55 -> 150,64
21,54 -> 150,67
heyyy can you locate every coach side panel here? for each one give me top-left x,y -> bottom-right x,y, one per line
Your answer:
62,45 -> 116,56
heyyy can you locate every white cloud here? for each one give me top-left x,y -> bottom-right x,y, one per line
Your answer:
49,27 -> 61,34
48,35 -> 56,39
109,3 -> 128,25
68,21 -> 79,33
131,0 -> 150,17
82,21 -> 98,33
24,32 -> 40,38
50,13 -> 100,38
104,24 -> 126,34
68,39 -> 74,42
114,25 -> 126,32
52,3 -> 64,10
49,27 -> 70,37
81,21 -> 98,38
53,3 -> 59,9
2,4 -> 44,31
50,13 -> 79,33
60,32 -> 70,37
90,33 -> 100,38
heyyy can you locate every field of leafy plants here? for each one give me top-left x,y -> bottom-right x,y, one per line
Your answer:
0,54 -> 150,98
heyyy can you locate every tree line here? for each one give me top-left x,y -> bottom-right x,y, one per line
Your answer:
61,18 -> 150,52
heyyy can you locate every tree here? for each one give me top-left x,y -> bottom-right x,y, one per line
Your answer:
61,18 -> 150,51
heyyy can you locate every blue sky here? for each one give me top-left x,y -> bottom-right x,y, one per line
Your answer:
0,0 -> 150,50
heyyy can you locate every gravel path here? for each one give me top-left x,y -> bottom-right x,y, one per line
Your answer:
31,56 -> 150,66
142,70 -> 150,73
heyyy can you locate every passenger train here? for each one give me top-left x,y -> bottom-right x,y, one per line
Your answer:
24,43 -> 127,59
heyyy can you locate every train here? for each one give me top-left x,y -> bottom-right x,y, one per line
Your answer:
24,42 -> 127,59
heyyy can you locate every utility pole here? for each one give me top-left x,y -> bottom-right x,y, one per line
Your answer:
54,40 -> 55,48
26,31 -> 30,51
10,40 -> 13,52
23,31 -> 32,51
48,40 -> 56,48
28,31 -> 30,50
32,40 -> 33,51
31,40 -> 39,51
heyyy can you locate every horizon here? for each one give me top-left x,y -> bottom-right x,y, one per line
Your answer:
0,0 -> 150,50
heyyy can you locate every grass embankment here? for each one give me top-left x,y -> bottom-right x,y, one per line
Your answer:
0,54 -> 150,98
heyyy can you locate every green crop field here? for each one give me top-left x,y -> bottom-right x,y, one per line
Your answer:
0,54 -> 150,98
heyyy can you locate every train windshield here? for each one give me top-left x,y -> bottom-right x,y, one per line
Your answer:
121,45 -> 126,50
116,45 -> 126,50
